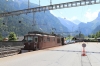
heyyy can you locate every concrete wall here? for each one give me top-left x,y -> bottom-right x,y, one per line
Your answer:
0,41 -> 24,47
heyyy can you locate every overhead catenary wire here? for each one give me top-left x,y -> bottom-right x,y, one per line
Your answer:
1,0 -> 67,35
54,9 -> 74,36
28,0 -> 53,33
1,0 -> 82,35
28,0 -> 47,25
5,0 -> 46,25
44,0 -> 64,34
79,1 -> 90,37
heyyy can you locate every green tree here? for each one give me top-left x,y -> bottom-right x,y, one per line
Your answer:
79,32 -> 84,38
0,33 -> 3,41
88,35 -> 92,38
8,32 -> 17,41
75,34 -> 79,38
97,31 -> 100,37
96,32 -> 99,38
68,35 -> 71,37
92,34 -> 97,38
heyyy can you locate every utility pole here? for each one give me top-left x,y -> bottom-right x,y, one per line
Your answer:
39,0 -> 40,6
78,27 -> 80,43
72,26 -> 74,37
33,12 -> 35,26
50,0 -> 52,5
28,0 -> 30,9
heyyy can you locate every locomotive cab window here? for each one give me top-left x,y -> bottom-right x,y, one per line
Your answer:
24,36 -> 33,42
28,36 -> 33,42
24,36 -> 27,41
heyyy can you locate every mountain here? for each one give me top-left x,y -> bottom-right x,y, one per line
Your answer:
93,25 -> 100,34
78,22 -> 92,35
0,0 -> 69,37
90,12 -> 100,30
72,20 -> 82,25
92,12 -> 100,33
78,12 -> 100,35
57,17 -> 78,32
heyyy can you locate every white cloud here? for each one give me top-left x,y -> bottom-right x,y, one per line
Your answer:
58,11 -> 78,21
50,11 -> 56,16
84,9 -> 100,22
64,16 -> 78,21
50,9 -> 100,23
70,16 -> 78,21
50,10 -> 78,21
50,11 -> 64,17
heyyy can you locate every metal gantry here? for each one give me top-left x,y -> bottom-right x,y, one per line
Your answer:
0,0 -> 100,17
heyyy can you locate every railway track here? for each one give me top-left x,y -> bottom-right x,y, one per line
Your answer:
0,46 -> 24,58
0,41 -> 24,58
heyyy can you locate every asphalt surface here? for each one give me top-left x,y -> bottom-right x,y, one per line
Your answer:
0,42 -> 100,66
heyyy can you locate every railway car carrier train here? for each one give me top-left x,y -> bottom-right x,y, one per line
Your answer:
23,31 -> 65,51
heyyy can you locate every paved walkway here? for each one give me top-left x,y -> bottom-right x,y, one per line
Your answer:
0,42 -> 100,66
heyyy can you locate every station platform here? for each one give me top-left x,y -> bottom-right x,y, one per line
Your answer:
0,42 -> 100,66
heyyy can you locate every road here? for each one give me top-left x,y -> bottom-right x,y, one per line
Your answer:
0,42 -> 100,66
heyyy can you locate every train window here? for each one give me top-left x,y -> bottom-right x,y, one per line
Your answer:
34,38 -> 38,42
34,36 -> 38,43
57,38 -> 61,43
24,36 -> 27,41
27,36 -> 33,42
47,37 -> 50,41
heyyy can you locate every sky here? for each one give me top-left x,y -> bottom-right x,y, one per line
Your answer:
30,0 -> 100,23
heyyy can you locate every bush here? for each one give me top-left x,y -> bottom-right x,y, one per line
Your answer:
8,32 -> 17,41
